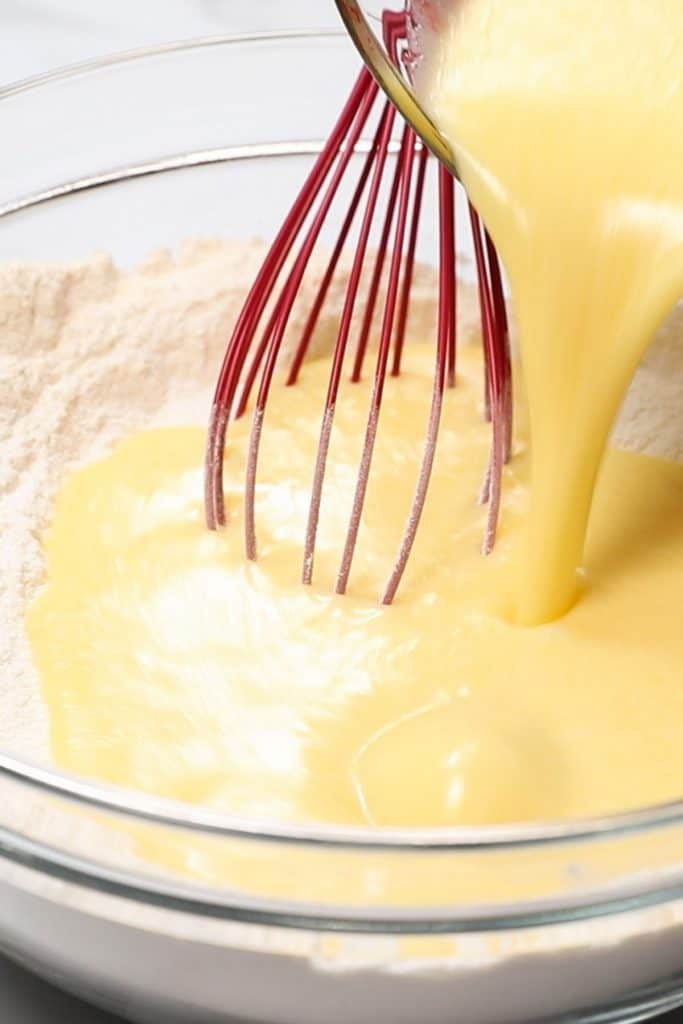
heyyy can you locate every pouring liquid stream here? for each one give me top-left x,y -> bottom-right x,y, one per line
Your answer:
419,0 -> 683,624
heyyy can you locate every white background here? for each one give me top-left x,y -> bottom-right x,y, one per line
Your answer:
2,0 -> 338,83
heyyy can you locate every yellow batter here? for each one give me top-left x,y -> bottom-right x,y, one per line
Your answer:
421,0 -> 683,623
26,0 -> 683,834
28,347 -> 683,828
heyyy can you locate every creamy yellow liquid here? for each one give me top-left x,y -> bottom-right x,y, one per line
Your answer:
28,348 -> 683,829
27,0 -> 683,837
421,0 -> 683,623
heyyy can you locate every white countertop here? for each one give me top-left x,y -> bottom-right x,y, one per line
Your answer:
0,955 -> 120,1023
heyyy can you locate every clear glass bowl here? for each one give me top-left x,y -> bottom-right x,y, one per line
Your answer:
1,30 -> 683,1024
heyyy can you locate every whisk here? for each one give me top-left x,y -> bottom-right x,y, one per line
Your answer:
204,6 -> 512,604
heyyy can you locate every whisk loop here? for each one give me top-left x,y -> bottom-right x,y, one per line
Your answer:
205,10 -> 512,602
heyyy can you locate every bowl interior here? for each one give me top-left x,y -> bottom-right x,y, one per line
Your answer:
0,33 -> 682,941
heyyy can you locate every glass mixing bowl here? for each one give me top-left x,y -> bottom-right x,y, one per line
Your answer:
2,29 -> 683,1024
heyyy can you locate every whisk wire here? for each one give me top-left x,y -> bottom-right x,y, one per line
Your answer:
335,118 -> 419,594
391,142 -> 429,379
205,8 -> 512,603
205,67 -> 377,531
381,164 -> 456,604
243,76 -> 381,560
470,207 -> 512,554
301,97 -> 400,585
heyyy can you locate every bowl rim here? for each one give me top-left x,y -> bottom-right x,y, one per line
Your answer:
1,30 -> 682,922
0,28 -> 347,101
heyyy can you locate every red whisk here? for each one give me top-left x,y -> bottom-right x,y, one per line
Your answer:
204,9 -> 511,604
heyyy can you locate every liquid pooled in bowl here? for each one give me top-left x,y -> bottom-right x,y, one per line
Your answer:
28,346 -> 683,830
